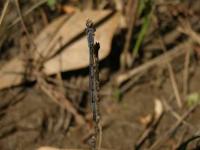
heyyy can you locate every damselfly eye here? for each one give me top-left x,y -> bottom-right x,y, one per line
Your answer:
86,19 -> 93,28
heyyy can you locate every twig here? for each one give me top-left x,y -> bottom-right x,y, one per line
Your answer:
178,18 -> 200,45
116,39 -> 191,85
167,63 -> 182,108
14,0 -> 37,49
149,103 -> 200,150
174,128 -> 188,150
177,19 -> 199,97
120,73 -> 143,94
135,99 -> 164,149
14,0 -> 44,73
163,99 -> 193,129
0,0 -> 10,27
82,117 -> 113,144
9,0 -> 47,28
86,20 -> 102,150
37,75 -> 85,125
120,0 -> 138,69
153,15 -> 182,108
183,44 -> 191,98
176,135 -> 200,150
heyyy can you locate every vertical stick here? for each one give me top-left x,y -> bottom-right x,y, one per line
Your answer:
153,15 -> 182,108
86,20 -> 102,150
183,45 -> 191,98
0,0 -> 10,27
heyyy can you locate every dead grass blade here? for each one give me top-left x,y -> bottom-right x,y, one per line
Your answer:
120,0 -> 138,69
0,10 -> 120,90
178,18 -> 200,45
37,77 -> 85,125
116,40 -> 192,85
183,44 -> 191,98
0,0 -> 10,27
9,0 -> 47,28
149,103 -> 200,150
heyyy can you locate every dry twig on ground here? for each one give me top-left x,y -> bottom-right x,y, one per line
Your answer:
0,0 -> 10,27
149,103 -> 200,150
116,40 -> 191,85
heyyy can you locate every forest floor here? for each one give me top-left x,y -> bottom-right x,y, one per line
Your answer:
0,0 -> 200,150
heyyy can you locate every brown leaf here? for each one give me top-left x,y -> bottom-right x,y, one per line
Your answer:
44,11 -> 120,74
154,98 -> 163,120
61,5 -> 77,14
0,10 -> 120,89
139,114 -> 153,127
0,15 -> 69,89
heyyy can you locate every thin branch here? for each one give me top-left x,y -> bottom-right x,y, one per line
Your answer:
149,103 -> 199,150
120,0 -> 138,69
14,0 -> 44,66
0,0 -> 10,27
154,15 -> 182,108
14,0 -> 37,49
116,40 -> 191,85
183,44 -> 191,98
9,0 -> 47,28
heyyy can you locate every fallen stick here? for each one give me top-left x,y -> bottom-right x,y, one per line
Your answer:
0,0 -> 10,26
149,103 -> 200,150
116,40 -> 192,86
9,0 -> 47,28
37,76 -> 85,126
155,15 -> 183,108
135,99 -> 164,149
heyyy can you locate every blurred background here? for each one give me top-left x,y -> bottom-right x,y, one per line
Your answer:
0,0 -> 200,149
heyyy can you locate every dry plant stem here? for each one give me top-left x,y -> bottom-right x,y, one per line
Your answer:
82,117 -> 113,144
0,0 -> 10,26
178,19 -> 199,97
135,99 -> 164,149
174,129 -> 189,149
37,75 -> 85,125
14,0 -> 44,67
163,99 -> 193,129
149,103 -> 200,150
135,112 -> 163,149
120,73 -> 143,94
157,36 -> 182,108
86,20 -> 102,150
183,44 -> 191,98
116,40 -> 191,85
178,18 -> 200,45
120,0 -> 138,69
154,15 -> 182,108
14,0 -> 37,49
9,0 -> 47,28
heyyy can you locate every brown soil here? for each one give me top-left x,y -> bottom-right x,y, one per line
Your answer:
0,63 -> 199,150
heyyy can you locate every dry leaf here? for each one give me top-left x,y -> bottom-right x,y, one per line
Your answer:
0,10 -> 120,89
0,15 -> 69,89
139,114 -> 153,127
44,11 -> 120,74
138,99 -> 163,127
154,98 -> 163,120
61,5 -> 77,14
